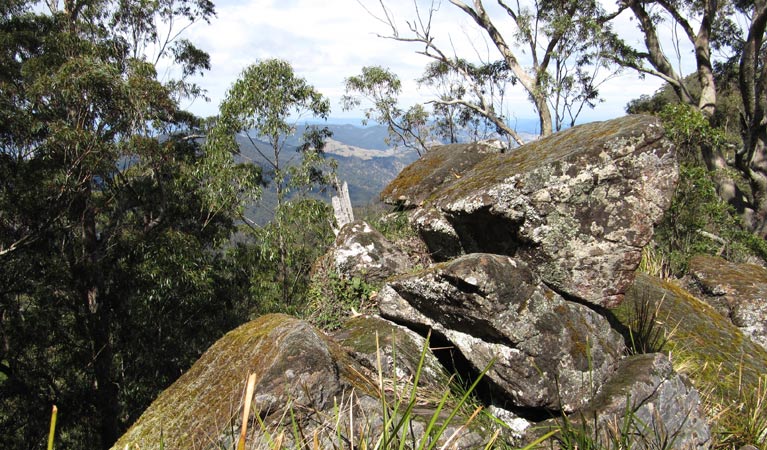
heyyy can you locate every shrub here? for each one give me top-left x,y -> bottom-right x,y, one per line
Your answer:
646,105 -> 767,276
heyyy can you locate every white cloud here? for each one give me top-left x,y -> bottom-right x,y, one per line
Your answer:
179,0 -> 671,122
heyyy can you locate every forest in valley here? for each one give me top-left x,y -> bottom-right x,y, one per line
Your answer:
2,0 -> 767,448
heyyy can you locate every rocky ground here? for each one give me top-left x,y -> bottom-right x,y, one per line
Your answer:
113,115 -> 767,449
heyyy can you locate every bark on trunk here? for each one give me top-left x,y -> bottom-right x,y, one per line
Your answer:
738,0 -> 767,236
82,201 -> 119,448
695,9 -> 717,116
535,92 -> 553,137
742,130 -> 767,237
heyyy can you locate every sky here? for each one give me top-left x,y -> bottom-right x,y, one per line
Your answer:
177,0 -> 677,126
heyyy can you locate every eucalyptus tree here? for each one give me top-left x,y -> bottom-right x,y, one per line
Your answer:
364,0 -> 621,144
0,1 -> 255,448
611,0 -> 767,236
418,59 -> 516,144
342,65 -> 433,156
209,58 -> 335,308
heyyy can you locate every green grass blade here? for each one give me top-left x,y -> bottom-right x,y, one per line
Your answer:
424,357 -> 496,450
518,429 -> 559,449
47,405 -> 57,450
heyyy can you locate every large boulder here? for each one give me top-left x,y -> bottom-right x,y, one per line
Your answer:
378,253 -> 625,412
112,314 -> 499,450
111,315 -> 357,449
612,274 -> 767,448
384,115 -> 677,308
686,254 -> 767,350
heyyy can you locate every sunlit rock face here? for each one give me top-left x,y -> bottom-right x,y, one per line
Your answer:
324,220 -> 412,282
116,116 -> 715,450
384,115 -> 678,308
379,253 -> 626,412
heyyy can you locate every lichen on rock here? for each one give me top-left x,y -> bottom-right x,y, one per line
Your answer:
379,253 -> 625,412
382,115 -> 678,308
686,254 -> 767,351
321,220 -> 412,283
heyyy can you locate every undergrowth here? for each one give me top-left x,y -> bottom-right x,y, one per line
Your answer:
648,104 -> 767,276
357,203 -> 416,243
305,272 -> 378,331
677,356 -> 767,449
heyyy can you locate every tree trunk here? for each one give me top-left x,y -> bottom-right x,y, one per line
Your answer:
451,0 -> 554,138
737,0 -> 767,236
81,198 -> 119,448
90,290 -> 119,449
534,92 -> 554,137
741,129 -> 767,237
695,13 -> 717,116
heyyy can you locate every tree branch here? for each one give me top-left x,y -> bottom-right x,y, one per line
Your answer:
428,98 -> 525,146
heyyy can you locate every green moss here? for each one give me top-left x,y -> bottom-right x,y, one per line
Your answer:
614,274 -> 767,404
380,151 -> 447,202
432,116 -> 662,206
112,314 -> 329,449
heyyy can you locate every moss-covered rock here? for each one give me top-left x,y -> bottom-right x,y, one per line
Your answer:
112,314 -> 504,449
380,141 -> 503,207
686,254 -> 767,350
385,115 -> 677,308
615,274 -> 767,407
333,315 -> 448,389
111,314 -> 369,449
578,353 -> 709,449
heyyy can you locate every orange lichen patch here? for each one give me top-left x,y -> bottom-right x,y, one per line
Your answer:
380,142 -> 499,207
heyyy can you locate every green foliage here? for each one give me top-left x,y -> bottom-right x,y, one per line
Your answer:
659,104 -> 727,159
652,163 -> 767,275
0,2 -> 255,448
305,272 -> 378,331
642,104 -> 767,276
419,60 -> 508,143
210,58 -> 336,311
218,59 -> 330,151
360,206 -> 416,242
221,199 -> 335,318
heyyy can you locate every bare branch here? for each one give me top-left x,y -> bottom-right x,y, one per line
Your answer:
0,234 -> 36,258
428,98 -> 525,146
655,0 -> 697,43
